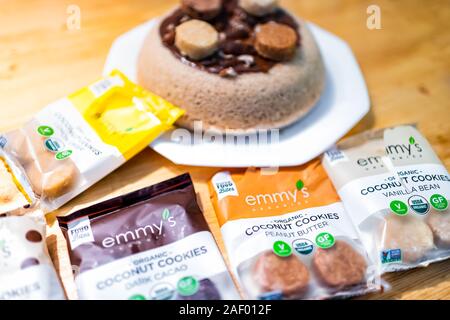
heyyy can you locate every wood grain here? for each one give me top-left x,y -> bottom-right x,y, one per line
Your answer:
0,0 -> 449,300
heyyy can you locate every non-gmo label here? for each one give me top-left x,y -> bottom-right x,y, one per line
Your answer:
44,138 -> 64,153
177,276 -> 199,297
381,249 -> 402,264
390,200 -> 408,216
37,125 -> 54,137
430,194 -> 448,211
292,239 -> 314,255
408,195 -> 430,215
273,240 -> 292,257
315,232 -> 335,249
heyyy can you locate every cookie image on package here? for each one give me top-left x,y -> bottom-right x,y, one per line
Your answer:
252,251 -> 309,297
383,214 -> 434,263
175,278 -> 222,300
427,211 -> 450,248
312,240 -> 367,288
25,159 -> 78,199
0,215 -> 66,300
6,122 -> 79,199
0,218 -> 44,273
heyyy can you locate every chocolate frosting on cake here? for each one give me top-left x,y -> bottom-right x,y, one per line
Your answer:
160,0 -> 300,76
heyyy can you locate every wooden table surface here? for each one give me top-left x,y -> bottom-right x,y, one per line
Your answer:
1,0 -> 449,300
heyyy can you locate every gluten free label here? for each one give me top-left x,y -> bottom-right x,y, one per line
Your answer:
430,194 -> 448,211
315,232 -> 335,249
177,276 -> 199,296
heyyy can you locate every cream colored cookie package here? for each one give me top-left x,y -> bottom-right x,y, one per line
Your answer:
323,125 -> 450,273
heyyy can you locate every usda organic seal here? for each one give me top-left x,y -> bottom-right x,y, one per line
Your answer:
292,238 -> 314,255
408,195 -> 430,215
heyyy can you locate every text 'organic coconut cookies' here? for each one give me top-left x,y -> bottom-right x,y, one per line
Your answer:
323,125 -> 450,272
210,160 -> 380,300
58,174 -> 240,300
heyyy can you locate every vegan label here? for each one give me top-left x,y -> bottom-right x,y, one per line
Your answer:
37,125 -> 54,137
273,240 -> 292,257
315,232 -> 335,249
430,194 -> 448,211
408,195 -> 430,215
390,200 -> 408,216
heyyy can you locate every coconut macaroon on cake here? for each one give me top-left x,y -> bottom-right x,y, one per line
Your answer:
138,0 -> 325,133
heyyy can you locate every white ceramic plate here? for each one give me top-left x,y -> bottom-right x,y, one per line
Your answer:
104,19 -> 370,167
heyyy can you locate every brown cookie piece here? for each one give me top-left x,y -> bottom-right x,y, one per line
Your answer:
25,159 -> 77,199
383,214 -> 434,263
5,131 -> 34,165
182,0 -> 222,20
26,230 -> 43,243
313,240 -> 367,288
427,211 -> 450,248
240,0 -> 278,17
21,257 -> 40,269
7,125 -> 48,166
255,22 -> 297,61
175,19 -> 219,60
252,251 -> 309,297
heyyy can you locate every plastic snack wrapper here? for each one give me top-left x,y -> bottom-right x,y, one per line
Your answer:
322,125 -> 450,273
0,214 -> 66,300
58,174 -> 240,300
0,70 -> 184,213
210,160 -> 380,300
0,148 -> 35,216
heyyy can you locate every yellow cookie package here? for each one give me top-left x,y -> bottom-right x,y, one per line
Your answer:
0,70 -> 184,214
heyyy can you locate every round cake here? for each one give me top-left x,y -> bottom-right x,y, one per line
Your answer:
137,0 -> 325,133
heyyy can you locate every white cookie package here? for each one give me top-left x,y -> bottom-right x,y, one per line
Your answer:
323,125 -> 450,272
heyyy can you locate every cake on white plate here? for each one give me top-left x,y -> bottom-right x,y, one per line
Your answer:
138,0 -> 325,133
